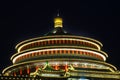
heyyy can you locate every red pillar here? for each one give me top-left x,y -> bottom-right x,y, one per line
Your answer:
55,65 -> 59,70
27,66 -> 30,74
14,72 -> 16,76
36,65 -> 39,71
20,68 -> 22,75
65,65 -> 68,71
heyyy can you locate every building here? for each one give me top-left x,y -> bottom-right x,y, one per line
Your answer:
0,15 -> 120,80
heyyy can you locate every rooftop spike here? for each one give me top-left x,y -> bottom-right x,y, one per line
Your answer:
57,12 -> 59,17
57,9 -> 60,16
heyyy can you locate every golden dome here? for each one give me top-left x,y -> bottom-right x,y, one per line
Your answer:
54,17 -> 63,28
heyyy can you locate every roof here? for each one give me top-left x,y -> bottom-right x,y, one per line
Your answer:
45,27 -> 71,36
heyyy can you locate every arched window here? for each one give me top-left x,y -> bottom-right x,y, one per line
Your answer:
41,52 -> 43,55
51,40 -> 54,44
47,41 -> 50,45
36,42 -> 38,47
62,40 -> 65,44
70,40 -> 72,44
38,42 -> 40,46
44,51 -> 47,55
81,51 -> 83,55
66,50 -> 68,54
80,41 -> 82,45
53,51 -> 55,54
49,40 -> 52,44
65,40 -> 67,44
55,40 -> 57,44
44,41 -> 46,45
31,43 -> 34,48
41,42 -> 43,46
70,50 -> 72,54
59,40 -> 61,44
34,42 -> 36,47
62,50 -> 64,53
58,50 -> 60,54
74,51 -> 76,54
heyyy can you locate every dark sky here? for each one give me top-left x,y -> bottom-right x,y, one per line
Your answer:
0,1 -> 120,73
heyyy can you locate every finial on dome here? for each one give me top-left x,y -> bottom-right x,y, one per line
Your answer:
54,11 -> 63,28
57,10 -> 60,16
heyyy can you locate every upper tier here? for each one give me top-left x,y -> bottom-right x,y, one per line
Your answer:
11,35 -> 108,64
11,16 -> 108,64
15,35 -> 103,53
15,16 -> 103,53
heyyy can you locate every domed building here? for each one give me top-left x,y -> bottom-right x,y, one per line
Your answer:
1,15 -> 120,80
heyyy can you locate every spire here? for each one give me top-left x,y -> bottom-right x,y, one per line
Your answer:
54,12 -> 63,28
57,11 -> 60,16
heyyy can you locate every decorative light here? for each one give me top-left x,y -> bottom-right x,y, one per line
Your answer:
15,35 -> 103,51
79,78 -> 89,80
12,48 -> 107,64
2,58 -> 117,74
17,38 -> 101,52
54,17 -> 63,28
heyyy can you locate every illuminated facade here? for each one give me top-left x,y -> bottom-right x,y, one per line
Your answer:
1,15 -> 120,80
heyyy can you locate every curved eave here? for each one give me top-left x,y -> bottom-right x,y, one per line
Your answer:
15,35 -> 103,50
11,46 -> 108,61
2,59 -> 117,74
71,70 -> 120,79
72,69 -> 119,74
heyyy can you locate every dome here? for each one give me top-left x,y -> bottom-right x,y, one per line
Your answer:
2,15 -> 120,80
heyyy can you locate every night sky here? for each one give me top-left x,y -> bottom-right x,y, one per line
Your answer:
0,1 -> 120,73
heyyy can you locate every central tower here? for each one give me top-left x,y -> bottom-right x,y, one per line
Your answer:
2,15 -> 120,80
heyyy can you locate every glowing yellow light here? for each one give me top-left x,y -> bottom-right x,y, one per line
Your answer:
54,17 -> 63,28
